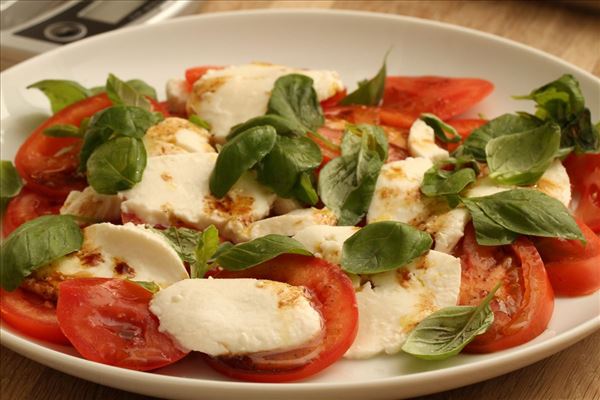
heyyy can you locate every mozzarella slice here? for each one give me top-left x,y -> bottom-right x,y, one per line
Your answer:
150,278 -> 323,356
60,186 -> 121,223
187,63 -> 344,141
119,153 -> 275,238
536,159 -> 571,207
35,223 -> 188,289
144,117 -> 214,156
407,119 -> 449,162
424,208 -> 471,254
165,78 -> 189,116
292,225 -> 359,265
272,197 -> 304,215
344,250 -> 461,359
463,176 -> 510,198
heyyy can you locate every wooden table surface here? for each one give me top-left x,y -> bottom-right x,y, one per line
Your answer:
1,1 -> 599,399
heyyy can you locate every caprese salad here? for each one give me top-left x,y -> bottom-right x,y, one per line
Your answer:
1,60 -> 599,383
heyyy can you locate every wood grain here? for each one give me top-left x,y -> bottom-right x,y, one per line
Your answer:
1,1 -> 599,399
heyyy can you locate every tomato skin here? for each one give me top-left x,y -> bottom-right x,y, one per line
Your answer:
2,189 -> 62,237
184,65 -> 223,91
207,255 -> 358,382
56,278 -> 188,371
0,288 -> 69,345
535,219 -> 600,296
320,89 -> 347,108
564,153 -> 600,232
458,225 -> 554,353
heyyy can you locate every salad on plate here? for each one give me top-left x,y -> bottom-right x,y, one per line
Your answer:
1,59 -> 599,382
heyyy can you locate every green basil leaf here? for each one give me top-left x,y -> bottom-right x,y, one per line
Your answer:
402,283 -> 499,360
130,280 -> 160,294
43,124 -> 82,138
189,115 -> 212,131
27,80 -> 91,114
0,215 -> 83,291
561,108 -> 600,154
515,74 -> 585,121
462,199 -> 518,245
341,221 -> 432,274
460,114 -> 542,161
193,225 -> 220,278
486,122 -> 561,185
462,188 -> 584,245
106,73 -> 152,111
420,113 -> 461,143
421,167 -> 477,205
216,234 -> 312,271
267,74 -> 324,134
151,226 -> 201,265
228,114 -> 298,140
1,161 -> 23,214
256,135 -> 322,198
339,56 -> 387,106
86,136 -> 147,194
209,125 -> 277,198
291,172 -> 319,206
125,79 -> 158,100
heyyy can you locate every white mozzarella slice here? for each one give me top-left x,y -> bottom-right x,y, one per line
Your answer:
150,278 -> 323,356
119,153 -> 275,237
424,208 -> 471,254
535,159 -> 571,207
292,225 -> 359,265
186,63 -> 344,141
38,223 -> 188,288
143,117 -> 214,156
165,78 -> 189,116
271,197 -> 304,215
344,250 -> 461,359
407,119 -> 449,162
60,186 -> 122,223
464,176 -> 510,198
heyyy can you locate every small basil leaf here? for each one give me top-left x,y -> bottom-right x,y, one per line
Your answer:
0,215 -> 83,291
209,125 -> 277,198
131,280 -> 160,294
515,74 -> 585,121
151,226 -> 200,265
341,221 -> 432,274
1,161 -> 23,214
340,56 -> 387,106
291,172 -> 319,206
125,79 -> 158,100
420,113 -> 461,143
561,108 -> 599,153
462,199 -> 518,245
267,74 -> 324,134
216,234 -> 312,271
462,188 -> 584,245
189,115 -> 212,131
87,136 -> 147,194
106,74 -> 152,111
421,167 -> 477,204
27,80 -> 91,114
401,283 -> 499,360
486,122 -> 561,185
43,124 -> 82,138
228,114 -> 298,140
193,225 -> 220,278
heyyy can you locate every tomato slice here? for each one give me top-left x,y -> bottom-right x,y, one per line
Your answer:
2,188 -> 62,237
444,118 -> 488,152
184,65 -> 223,91
380,76 -> 494,128
56,278 -> 188,371
534,219 -> 600,296
0,288 -> 69,345
564,153 -> 600,232
457,225 -> 554,353
320,89 -> 347,109
206,255 -> 358,382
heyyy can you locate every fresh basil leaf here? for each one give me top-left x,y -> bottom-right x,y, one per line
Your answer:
27,80 -> 91,114
193,225 -> 220,278
561,108 -> 599,153
212,241 -> 234,260
228,114 -> 298,140
1,161 -> 23,214
267,74 -> 324,134
209,125 -> 277,198
515,74 -> 585,121
462,188 -> 584,245
291,171 -> 319,205
106,74 -> 152,111
131,280 -> 160,294
486,122 -> 561,185
319,125 -> 388,225
420,113 -> 461,143
86,136 -> 147,194
402,283 -> 499,360
460,114 -> 542,161
256,135 -> 322,198
89,86 -> 105,95
340,56 -> 387,106
125,79 -> 157,100
43,124 -> 82,138
189,114 -> 212,131
341,221 -> 432,274
421,167 -> 477,207
216,234 -> 312,271
0,215 -> 83,291
151,226 -> 200,265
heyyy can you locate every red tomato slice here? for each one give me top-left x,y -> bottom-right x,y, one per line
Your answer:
380,76 -> 494,128
564,153 -> 600,232
56,278 -> 188,371
14,94 -> 113,199
2,188 -> 62,237
534,219 -> 600,296
0,288 -> 69,345
184,65 -> 223,91
320,89 -> 347,108
457,225 -> 554,353
206,255 -> 358,382
444,118 -> 488,152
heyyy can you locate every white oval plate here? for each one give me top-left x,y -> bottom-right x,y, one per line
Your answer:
1,9 -> 599,400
